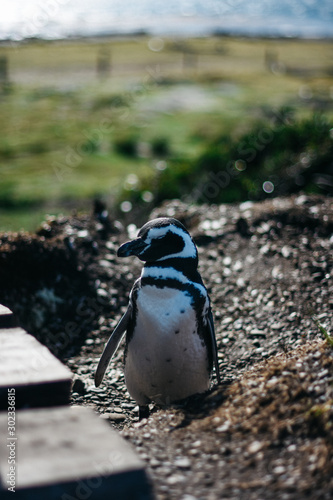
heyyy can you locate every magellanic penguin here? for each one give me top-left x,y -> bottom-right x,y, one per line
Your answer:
95,217 -> 220,419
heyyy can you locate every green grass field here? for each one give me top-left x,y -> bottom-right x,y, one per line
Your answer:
0,36 -> 332,231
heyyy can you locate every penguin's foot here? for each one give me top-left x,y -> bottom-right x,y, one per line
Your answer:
138,405 -> 150,420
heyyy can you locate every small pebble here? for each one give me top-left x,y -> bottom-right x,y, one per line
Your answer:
174,457 -> 191,469
247,441 -> 263,454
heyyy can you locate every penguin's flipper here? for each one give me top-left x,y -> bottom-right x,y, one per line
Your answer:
94,305 -> 132,387
208,309 -> 220,383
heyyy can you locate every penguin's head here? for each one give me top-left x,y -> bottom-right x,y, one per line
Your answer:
117,217 -> 198,264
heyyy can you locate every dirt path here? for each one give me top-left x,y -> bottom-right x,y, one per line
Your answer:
0,194 -> 332,499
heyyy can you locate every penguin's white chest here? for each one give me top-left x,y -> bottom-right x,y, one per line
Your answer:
124,284 -> 210,406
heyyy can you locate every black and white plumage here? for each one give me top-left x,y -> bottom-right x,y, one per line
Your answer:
95,217 -> 220,418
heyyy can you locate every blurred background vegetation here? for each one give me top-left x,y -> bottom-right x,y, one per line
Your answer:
0,36 -> 332,231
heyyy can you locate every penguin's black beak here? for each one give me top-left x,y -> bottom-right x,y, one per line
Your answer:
117,238 -> 148,258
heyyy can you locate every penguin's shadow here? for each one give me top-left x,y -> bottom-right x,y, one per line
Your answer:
168,381 -> 232,430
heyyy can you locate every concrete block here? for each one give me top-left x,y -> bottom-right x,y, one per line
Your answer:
0,305 -> 17,328
0,406 -> 153,499
0,327 -> 72,409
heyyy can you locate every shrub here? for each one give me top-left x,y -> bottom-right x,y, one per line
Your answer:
151,137 -> 170,157
116,112 -> 333,212
114,135 -> 138,157
0,140 -> 14,159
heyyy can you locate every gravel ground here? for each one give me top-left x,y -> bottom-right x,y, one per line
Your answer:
0,194 -> 332,499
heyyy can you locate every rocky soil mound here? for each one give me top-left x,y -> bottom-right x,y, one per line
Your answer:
0,194 -> 332,499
